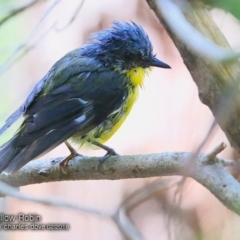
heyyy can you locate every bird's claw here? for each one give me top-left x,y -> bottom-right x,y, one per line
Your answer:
60,152 -> 82,174
98,148 -> 119,162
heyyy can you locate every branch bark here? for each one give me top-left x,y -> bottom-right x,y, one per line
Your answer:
1,151 -> 240,215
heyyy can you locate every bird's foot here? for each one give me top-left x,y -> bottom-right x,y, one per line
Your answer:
97,147 -> 119,173
90,140 -> 119,162
60,141 -> 83,174
98,147 -> 119,162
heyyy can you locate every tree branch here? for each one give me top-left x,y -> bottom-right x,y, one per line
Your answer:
145,0 -> 240,156
1,148 -> 240,215
154,0 -> 239,62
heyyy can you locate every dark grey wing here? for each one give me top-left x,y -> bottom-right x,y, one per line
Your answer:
0,48 -> 98,135
0,75 -> 48,135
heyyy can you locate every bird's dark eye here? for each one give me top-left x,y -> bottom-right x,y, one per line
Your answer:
124,52 -> 135,60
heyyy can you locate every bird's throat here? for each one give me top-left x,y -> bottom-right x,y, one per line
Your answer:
126,67 -> 148,87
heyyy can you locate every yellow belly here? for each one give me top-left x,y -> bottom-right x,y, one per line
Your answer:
91,67 -> 147,143
96,86 -> 139,143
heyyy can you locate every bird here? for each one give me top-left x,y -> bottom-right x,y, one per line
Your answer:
0,21 -> 171,174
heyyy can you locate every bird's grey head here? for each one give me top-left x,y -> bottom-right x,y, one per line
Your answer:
81,21 -> 170,71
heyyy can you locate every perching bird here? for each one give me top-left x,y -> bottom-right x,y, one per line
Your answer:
0,21 -> 170,174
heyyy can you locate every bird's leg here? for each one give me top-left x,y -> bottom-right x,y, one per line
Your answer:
91,140 -> 119,162
60,141 -> 82,167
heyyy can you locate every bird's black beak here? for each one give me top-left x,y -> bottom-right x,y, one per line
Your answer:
149,56 -> 171,69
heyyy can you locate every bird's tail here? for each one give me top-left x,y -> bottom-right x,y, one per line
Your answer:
0,137 -> 30,174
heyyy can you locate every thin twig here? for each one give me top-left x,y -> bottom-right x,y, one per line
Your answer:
0,0 -> 45,27
55,0 -> 85,31
112,179 -> 178,240
0,21 -> 57,74
203,142 -> 227,164
0,180 -> 108,216
119,178 -> 177,211
0,0 -> 60,76
172,119 -> 218,208
112,208 -> 146,240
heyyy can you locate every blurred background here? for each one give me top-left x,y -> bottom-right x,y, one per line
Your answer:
0,0 -> 240,239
